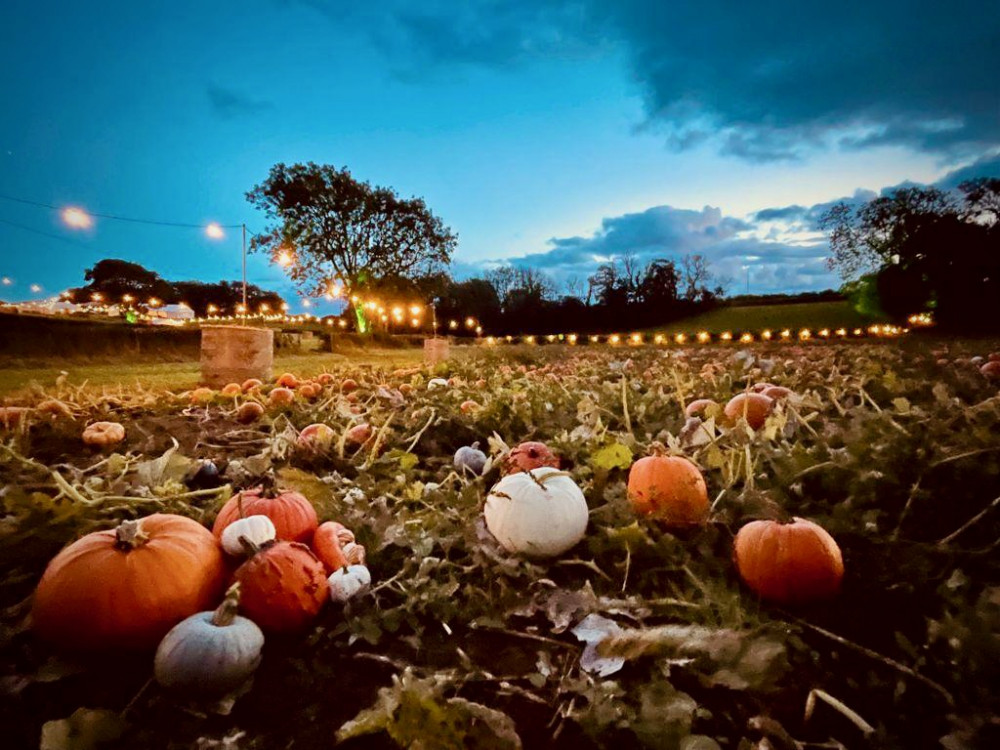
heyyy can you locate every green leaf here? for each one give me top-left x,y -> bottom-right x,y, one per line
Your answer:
591,442 -> 633,471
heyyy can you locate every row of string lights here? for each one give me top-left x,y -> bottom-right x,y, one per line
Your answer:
482,324 -> 909,346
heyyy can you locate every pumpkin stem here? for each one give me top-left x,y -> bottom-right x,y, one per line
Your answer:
115,519 -> 149,550
211,583 -> 241,627
648,441 -> 668,457
238,534 -> 261,557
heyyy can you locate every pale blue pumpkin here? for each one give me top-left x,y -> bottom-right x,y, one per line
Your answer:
454,444 -> 487,476
154,585 -> 264,696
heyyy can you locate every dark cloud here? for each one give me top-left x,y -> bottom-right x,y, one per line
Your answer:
935,152 -> 1000,189
206,85 -> 274,119
298,1 -> 1000,161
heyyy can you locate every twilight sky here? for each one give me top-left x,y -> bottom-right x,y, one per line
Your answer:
1,0 -> 998,310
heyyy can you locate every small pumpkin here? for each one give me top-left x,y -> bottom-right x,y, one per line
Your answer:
154,583 -> 264,696
454,444 -> 488,476
298,423 -> 335,451
32,515 -> 226,651
236,401 -> 265,424
502,441 -> 560,475
733,517 -> 844,605
684,399 -> 717,419
316,373 -> 335,386
751,382 -> 776,393
233,541 -> 328,633
328,565 -> 371,603
627,448 -> 709,526
299,382 -> 322,400
213,487 -> 318,544
460,400 -> 480,413
268,387 -> 295,407
341,378 -> 359,393
345,423 -> 372,446
980,361 -> 1000,379
220,515 -> 277,557
312,521 -> 354,571
241,378 -> 263,392
427,378 -> 449,390
36,399 -> 73,418
82,421 -> 125,447
724,393 -> 773,430
190,387 -> 215,405
484,467 -> 588,559
221,382 -> 242,397
760,386 -> 794,401
276,372 -> 299,388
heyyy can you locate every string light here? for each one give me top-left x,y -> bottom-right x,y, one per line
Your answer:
61,207 -> 93,230
675,333 -> 687,344
205,223 -> 225,239
720,331 -> 732,341
697,331 -> 710,343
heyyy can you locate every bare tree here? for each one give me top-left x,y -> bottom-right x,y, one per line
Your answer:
680,254 -> 712,301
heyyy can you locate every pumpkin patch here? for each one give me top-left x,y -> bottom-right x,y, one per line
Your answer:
6,343 -> 999,749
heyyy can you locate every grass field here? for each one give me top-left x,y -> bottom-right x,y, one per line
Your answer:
0,348 -> 428,396
651,300 -> 871,335
0,301 -> 872,396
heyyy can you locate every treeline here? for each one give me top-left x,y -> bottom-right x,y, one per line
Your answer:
367,253 -> 725,335
68,259 -> 284,317
823,177 -> 1000,331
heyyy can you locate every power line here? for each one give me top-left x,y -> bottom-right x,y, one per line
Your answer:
0,193 -> 241,229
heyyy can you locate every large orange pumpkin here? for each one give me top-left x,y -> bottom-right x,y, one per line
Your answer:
32,514 -> 226,651
502,441 -> 560,475
724,393 -> 773,430
233,541 -> 328,633
213,488 -> 318,544
627,451 -> 709,526
733,517 -> 844,605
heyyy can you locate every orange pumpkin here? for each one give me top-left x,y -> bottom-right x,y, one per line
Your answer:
684,398 -> 717,419
313,521 -> 353,571
627,451 -> 708,526
213,488 -> 318,544
760,386 -> 793,401
32,514 -> 226,651
190,387 -> 215,405
241,378 -> 263,393
502,441 -> 560,475
299,382 -> 322,400
980,361 -> 1000,379
341,378 -> 359,393
236,401 -> 264,424
460,400 -> 480,413
268,387 -> 295,407
724,393 -> 773,430
221,382 -> 242,397
345,423 -> 372,446
316,373 -> 335,386
733,517 -> 844,605
276,372 -> 299,388
233,541 -> 328,633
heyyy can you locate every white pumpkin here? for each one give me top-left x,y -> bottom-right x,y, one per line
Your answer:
328,564 -> 372,602
220,515 -> 277,557
484,467 -> 588,559
427,378 -> 449,390
154,584 -> 264,696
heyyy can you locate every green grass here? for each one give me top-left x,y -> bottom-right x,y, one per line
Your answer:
0,349 -> 429,397
650,300 -> 873,335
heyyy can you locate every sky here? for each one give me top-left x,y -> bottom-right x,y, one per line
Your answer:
1,0 -> 998,309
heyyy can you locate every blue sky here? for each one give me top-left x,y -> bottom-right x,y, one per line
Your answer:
1,0 -> 998,309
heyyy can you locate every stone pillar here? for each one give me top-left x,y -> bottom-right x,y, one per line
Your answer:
200,326 -> 274,387
423,337 -> 450,364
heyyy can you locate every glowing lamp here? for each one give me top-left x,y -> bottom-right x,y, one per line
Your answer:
61,207 -> 93,230
205,223 -> 225,240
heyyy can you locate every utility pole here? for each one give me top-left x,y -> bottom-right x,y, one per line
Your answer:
241,223 -> 247,312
